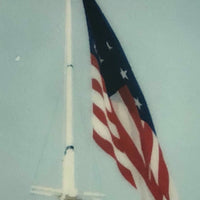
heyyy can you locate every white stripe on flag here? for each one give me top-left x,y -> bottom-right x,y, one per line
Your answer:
149,134 -> 159,184
168,176 -> 179,200
92,66 -> 111,112
110,92 -> 145,161
92,89 -> 120,138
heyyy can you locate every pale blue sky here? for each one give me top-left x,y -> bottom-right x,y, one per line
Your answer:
0,0 -> 200,200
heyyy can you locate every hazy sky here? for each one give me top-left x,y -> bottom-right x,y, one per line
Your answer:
0,0 -> 200,200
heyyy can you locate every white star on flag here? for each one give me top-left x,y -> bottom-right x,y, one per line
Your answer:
134,97 -> 142,109
99,56 -> 104,63
106,41 -> 113,50
94,43 -> 98,54
120,68 -> 128,79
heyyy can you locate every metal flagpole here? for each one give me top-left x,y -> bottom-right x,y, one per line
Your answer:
62,0 -> 77,198
30,0 -> 77,198
30,1 -> 105,199
62,0 -> 105,199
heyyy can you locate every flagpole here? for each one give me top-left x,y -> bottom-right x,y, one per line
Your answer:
30,1 -> 106,199
62,0 -> 77,198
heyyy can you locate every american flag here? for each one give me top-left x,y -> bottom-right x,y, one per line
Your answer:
83,0 -> 177,199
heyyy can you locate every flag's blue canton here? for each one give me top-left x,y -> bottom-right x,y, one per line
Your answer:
83,0 -> 156,133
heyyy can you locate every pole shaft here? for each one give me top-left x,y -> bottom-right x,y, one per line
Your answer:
62,0 -> 77,197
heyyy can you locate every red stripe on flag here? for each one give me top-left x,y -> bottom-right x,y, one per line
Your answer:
158,146 -> 170,200
93,104 -> 107,126
91,54 -> 100,71
92,79 -> 103,97
93,130 -> 136,188
117,161 -> 137,188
